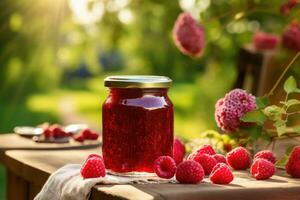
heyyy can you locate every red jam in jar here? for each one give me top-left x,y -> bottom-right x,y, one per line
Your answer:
102,76 -> 174,175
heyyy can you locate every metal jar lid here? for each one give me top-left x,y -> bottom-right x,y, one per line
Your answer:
104,75 -> 172,88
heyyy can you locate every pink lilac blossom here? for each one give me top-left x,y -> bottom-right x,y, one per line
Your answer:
172,12 -> 205,58
215,89 -> 257,132
252,32 -> 280,50
282,22 -> 300,51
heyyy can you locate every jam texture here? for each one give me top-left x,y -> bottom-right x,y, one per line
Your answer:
102,88 -> 174,173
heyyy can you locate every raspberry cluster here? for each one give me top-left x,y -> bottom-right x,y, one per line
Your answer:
43,124 -> 71,139
80,143 -> 300,185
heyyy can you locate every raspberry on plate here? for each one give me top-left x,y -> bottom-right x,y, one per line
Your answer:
43,128 -> 53,138
226,147 -> 251,170
286,146 -> 300,178
251,158 -> 275,180
176,160 -> 204,184
81,129 -> 99,140
254,150 -> 276,164
213,154 -> 227,164
210,163 -> 234,184
192,153 -> 217,175
73,134 -> 84,142
153,156 -> 177,179
80,157 -> 106,179
173,138 -> 186,165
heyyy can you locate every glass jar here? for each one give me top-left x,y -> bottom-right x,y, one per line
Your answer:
102,76 -> 174,176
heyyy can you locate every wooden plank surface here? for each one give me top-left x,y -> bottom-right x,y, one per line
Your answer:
0,134 -> 100,150
1,149 -> 300,200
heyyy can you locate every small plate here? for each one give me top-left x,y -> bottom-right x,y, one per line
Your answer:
14,126 -> 43,137
14,124 -> 89,137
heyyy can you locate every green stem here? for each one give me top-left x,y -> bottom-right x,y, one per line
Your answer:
287,111 -> 300,116
267,51 -> 300,97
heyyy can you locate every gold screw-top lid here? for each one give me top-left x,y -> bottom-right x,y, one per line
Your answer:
104,75 -> 172,88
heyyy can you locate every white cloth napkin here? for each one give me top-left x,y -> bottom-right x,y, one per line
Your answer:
34,164 -> 173,200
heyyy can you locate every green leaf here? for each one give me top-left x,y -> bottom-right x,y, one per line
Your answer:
296,88 -> 300,93
284,76 -> 297,94
248,125 -> 262,140
276,155 -> 289,168
261,132 -> 272,141
240,110 -> 267,125
263,105 -> 285,121
293,125 -> 300,134
284,99 -> 300,107
256,96 -> 269,109
274,120 -> 287,137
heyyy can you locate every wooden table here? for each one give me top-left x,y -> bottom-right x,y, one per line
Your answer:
0,135 -> 300,200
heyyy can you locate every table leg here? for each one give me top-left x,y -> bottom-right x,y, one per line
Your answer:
6,170 -> 29,200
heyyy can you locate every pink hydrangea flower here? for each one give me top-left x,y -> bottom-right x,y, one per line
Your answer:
282,22 -> 300,51
215,89 -> 257,132
252,32 -> 280,50
280,0 -> 298,15
172,12 -> 205,58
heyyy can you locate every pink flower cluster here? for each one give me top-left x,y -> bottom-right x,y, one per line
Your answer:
215,89 -> 257,132
172,12 -> 205,58
252,32 -> 280,50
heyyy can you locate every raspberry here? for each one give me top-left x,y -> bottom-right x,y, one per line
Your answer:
51,126 -> 66,138
210,163 -> 234,184
226,147 -> 251,170
213,154 -> 227,164
282,22 -> 300,51
80,157 -> 106,179
173,138 -> 186,165
82,129 -> 93,138
286,146 -> 300,178
254,150 -> 276,164
188,145 -> 216,161
175,160 -> 204,184
197,144 -> 216,155
153,156 -> 176,179
87,154 -> 103,161
88,132 -> 99,140
43,128 -> 52,138
192,153 -> 217,175
73,134 -> 84,142
252,32 -> 280,50
81,129 -> 99,140
173,12 -> 205,58
251,158 -> 275,180
215,89 -> 256,132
